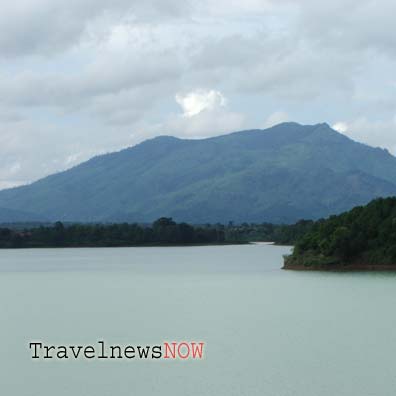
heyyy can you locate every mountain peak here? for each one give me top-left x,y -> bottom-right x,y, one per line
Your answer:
150,135 -> 181,142
317,122 -> 331,128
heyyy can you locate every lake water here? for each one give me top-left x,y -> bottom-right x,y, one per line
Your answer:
1,243 -> 396,395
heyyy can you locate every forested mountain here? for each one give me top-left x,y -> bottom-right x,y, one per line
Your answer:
1,122 -> 396,223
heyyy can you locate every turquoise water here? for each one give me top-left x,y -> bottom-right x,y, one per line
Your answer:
1,244 -> 396,395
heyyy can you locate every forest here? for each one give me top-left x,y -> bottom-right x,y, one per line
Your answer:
284,197 -> 396,270
0,218 -> 229,248
0,217 -> 313,248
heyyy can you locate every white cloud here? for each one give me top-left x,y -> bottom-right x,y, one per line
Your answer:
175,89 -> 227,117
145,90 -> 245,139
332,122 -> 349,133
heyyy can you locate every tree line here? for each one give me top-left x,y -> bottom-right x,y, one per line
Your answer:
0,217 -> 233,248
0,216 -> 315,249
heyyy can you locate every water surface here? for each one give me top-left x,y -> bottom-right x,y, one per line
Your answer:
1,244 -> 395,396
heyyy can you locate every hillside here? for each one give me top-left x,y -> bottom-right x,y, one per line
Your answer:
283,197 -> 396,270
1,122 -> 396,223
0,207 -> 46,223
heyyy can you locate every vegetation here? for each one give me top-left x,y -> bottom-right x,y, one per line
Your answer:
0,218 -> 234,248
284,197 -> 396,270
3,196 -> 395,272
0,217 -> 314,249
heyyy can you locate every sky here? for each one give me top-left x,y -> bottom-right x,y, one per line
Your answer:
1,0 -> 396,189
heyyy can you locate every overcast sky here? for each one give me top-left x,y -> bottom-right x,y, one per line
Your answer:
1,0 -> 396,189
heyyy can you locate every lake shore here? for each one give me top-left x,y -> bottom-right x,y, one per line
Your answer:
0,241 -> 250,250
283,254 -> 396,271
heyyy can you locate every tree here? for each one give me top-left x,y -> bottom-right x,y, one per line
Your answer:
153,217 -> 176,228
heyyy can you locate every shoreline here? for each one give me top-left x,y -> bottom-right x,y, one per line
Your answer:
0,241 -> 250,250
282,264 -> 396,272
283,255 -> 396,272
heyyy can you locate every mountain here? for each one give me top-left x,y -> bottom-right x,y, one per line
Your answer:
1,122 -> 396,224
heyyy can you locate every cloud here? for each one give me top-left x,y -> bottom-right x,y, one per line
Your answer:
332,117 -> 396,154
0,0 -> 193,57
175,89 -> 227,117
1,0 -> 396,189
0,47 -> 182,110
332,122 -> 349,133
146,89 -> 245,139
293,0 -> 396,58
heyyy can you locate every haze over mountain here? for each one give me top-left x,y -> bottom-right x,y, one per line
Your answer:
1,122 -> 396,224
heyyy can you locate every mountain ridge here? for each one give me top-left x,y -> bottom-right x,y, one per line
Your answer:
1,122 -> 396,223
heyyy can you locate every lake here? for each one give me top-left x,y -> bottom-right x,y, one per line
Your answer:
1,243 -> 396,395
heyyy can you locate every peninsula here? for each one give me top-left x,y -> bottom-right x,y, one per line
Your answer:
283,197 -> 396,271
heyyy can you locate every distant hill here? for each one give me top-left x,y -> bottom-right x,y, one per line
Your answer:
1,122 -> 396,224
283,197 -> 396,270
